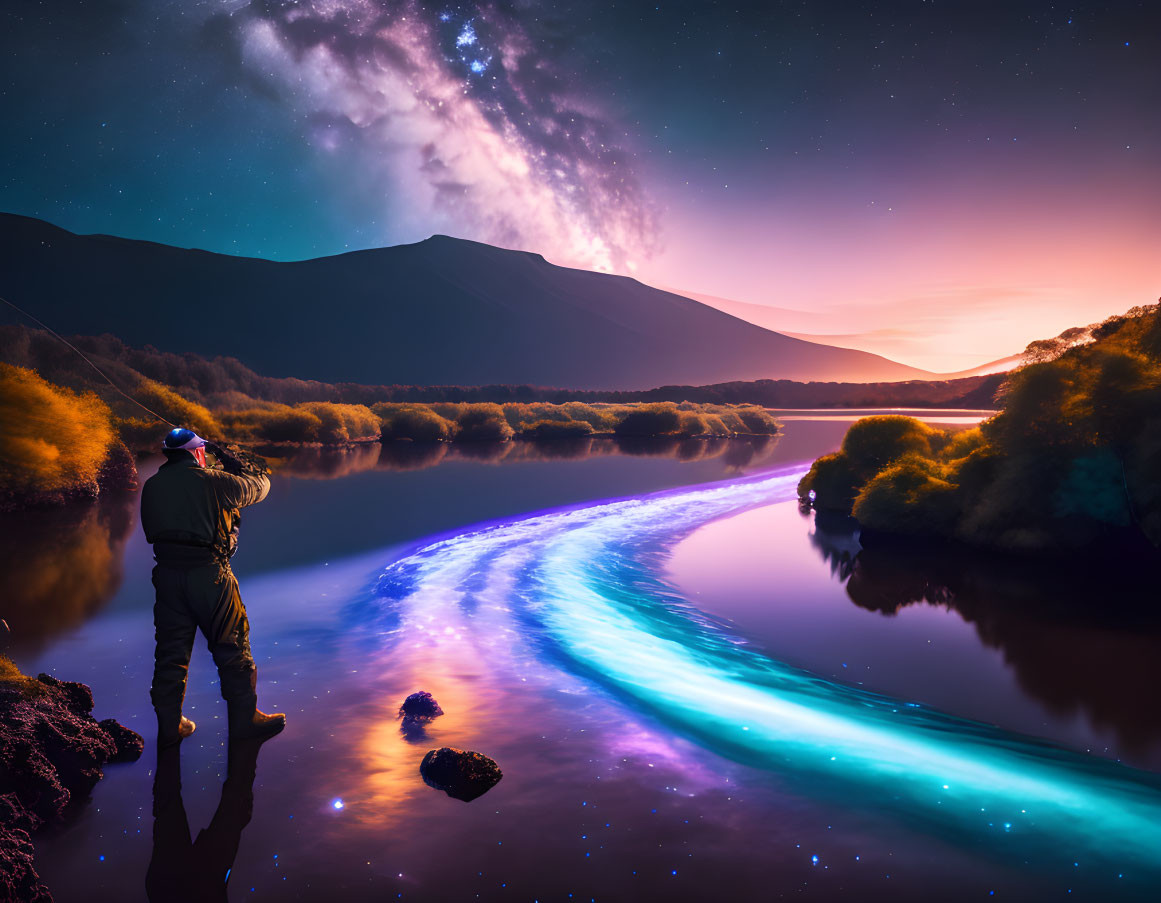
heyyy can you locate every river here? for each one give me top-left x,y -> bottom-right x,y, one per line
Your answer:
4,412 -> 1159,901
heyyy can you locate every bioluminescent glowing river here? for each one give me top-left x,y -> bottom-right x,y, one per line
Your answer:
368,466 -> 1161,868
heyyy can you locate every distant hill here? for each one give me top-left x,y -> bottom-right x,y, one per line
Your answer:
682,288 -> 1021,376
1,322 -> 1002,412
0,213 -> 929,389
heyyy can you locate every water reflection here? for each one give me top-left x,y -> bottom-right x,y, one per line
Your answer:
0,490 -> 137,651
262,442 -> 383,479
147,740 -> 263,903
362,469 -> 1161,871
810,517 -> 1161,754
265,436 -> 780,479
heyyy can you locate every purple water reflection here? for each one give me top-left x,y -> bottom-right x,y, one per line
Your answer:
13,414 -> 1157,901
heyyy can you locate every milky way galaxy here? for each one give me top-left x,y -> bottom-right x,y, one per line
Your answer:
231,0 -> 656,272
2,1 -> 1159,365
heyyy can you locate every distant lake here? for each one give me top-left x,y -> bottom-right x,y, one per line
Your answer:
6,410 -> 1159,902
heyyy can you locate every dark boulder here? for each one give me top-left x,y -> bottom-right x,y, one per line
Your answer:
0,823 -> 52,903
398,690 -> 444,723
99,718 -> 146,763
0,658 -> 144,901
420,747 -> 503,802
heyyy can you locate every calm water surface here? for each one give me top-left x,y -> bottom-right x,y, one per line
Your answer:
5,415 -> 1159,901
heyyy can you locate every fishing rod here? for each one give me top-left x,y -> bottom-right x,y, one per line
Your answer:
1,293 -> 178,428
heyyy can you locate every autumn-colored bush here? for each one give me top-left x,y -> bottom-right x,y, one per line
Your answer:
840,415 -> 934,473
612,403 -> 683,437
560,402 -> 618,431
219,405 -> 324,443
521,419 -> 595,439
133,378 -> 221,437
299,402 -> 380,443
376,405 -> 457,442
676,412 -> 711,436
800,302 -> 1161,555
798,452 -> 863,513
0,364 -> 119,501
734,406 -> 782,435
500,403 -> 572,429
852,454 -> 960,535
455,403 -> 515,441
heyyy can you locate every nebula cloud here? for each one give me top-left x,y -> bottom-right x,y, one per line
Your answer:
221,0 -> 657,271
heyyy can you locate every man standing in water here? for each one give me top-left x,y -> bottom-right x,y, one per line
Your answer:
140,428 -> 286,748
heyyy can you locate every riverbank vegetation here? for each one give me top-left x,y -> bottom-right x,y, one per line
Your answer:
0,344 -> 780,506
798,303 -> 1161,556
0,363 -> 136,509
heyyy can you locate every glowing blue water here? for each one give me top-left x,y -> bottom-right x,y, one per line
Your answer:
371,466 -> 1161,869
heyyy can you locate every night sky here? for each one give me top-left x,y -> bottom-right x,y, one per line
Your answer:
2,1 -> 1158,369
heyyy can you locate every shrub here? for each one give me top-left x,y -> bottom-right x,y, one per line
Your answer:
133,378 -> 221,436
300,402 -> 380,443
735,406 -> 781,435
701,414 -> 732,436
220,405 -> 324,443
714,409 -> 748,433
379,406 -> 457,442
797,452 -> 862,512
521,419 -> 595,440
852,454 -> 960,535
561,402 -> 617,431
612,403 -> 682,437
840,415 -> 934,473
501,403 -> 571,429
455,403 -> 515,441
677,412 -> 712,436
800,302 -> 1161,555
0,364 -> 117,497
941,427 -> 985,461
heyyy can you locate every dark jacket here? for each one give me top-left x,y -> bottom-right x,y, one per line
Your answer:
141,456 -> 270,563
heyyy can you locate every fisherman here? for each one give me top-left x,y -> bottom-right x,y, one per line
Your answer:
140,428 -> 286,748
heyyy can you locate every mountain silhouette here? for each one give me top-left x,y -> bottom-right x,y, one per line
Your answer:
0,213 -> 929,389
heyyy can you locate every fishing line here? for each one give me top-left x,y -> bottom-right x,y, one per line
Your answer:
1,294 -> 178,428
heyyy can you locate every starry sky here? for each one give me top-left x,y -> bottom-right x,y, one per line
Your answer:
1,0 -> 1159,370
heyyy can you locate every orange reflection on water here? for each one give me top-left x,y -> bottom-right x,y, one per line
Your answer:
343,613 -> 513,822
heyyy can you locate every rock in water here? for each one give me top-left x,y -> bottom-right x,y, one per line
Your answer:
98,719 -> 146,764
420,747 -> 503,802
0,822 -> 51,903
0,658 -> 144,901
398,690 -> 444,722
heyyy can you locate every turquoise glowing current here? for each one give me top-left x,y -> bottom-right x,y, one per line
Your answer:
369,466 -> 1161,868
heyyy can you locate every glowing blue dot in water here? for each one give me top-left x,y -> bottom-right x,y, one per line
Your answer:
332,798 -> 344,810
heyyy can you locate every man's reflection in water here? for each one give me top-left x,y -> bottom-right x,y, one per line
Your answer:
147,739 -> 264,902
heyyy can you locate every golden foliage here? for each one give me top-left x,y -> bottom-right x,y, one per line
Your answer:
134,378 -> 221,436
218,404 -> 323,443
299,402 -> 380,443
801,303 -> 1161,552
376,404 -> 457,442
0,363 -> 116,494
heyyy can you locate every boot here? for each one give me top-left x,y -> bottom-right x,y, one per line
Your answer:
229,708 -> 286,741
157,715 -> 196,749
